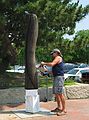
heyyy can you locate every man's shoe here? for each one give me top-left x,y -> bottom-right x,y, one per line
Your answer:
51,108 -> 62,112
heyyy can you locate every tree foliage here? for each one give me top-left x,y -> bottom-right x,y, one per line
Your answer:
72,30 -> 89,63
0,0 -> 89,72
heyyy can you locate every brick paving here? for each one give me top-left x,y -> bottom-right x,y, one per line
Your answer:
0,99 -> 89,120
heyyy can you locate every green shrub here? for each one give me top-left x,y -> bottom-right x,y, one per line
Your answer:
64,79 -> 76,86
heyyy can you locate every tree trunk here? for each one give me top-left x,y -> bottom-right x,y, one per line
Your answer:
25,14 -> 38,89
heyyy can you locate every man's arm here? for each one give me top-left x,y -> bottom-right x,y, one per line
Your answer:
41,56 -> 62,66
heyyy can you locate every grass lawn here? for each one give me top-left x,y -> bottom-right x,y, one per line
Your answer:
39,77 -> 77,87
0,73 -> 77,89
0,72 -> 25,88
64,79 -> 77,86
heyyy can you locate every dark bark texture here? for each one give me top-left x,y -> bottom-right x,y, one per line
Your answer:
25,14 -> 38,89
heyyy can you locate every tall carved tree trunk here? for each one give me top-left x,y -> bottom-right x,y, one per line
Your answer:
25,14 -> 38,89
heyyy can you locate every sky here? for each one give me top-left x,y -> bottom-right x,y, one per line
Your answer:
64,0 -> 89,39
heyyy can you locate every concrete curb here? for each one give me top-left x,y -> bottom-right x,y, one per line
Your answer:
0,83 -> 89,104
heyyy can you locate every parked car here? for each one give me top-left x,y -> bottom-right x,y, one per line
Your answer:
64,67 -> 89,82
78,63 -> 89,68
63,63 -> 78,73
6,66 -> 25,73
6,64 -> 44,74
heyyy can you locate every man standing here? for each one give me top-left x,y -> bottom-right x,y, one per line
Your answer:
41,48 -> 66,114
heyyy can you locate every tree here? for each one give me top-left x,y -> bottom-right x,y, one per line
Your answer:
25,14 -> 38,89
0,0 -> 26,72
73,30 -> 89,63
0,0 -> 89,72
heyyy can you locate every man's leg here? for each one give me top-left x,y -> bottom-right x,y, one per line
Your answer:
55,94 -> 61,109
51,94 -> 61,112
59,93 -> 66,112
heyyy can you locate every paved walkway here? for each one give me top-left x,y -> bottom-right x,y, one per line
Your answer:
0,99 -> 89,120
